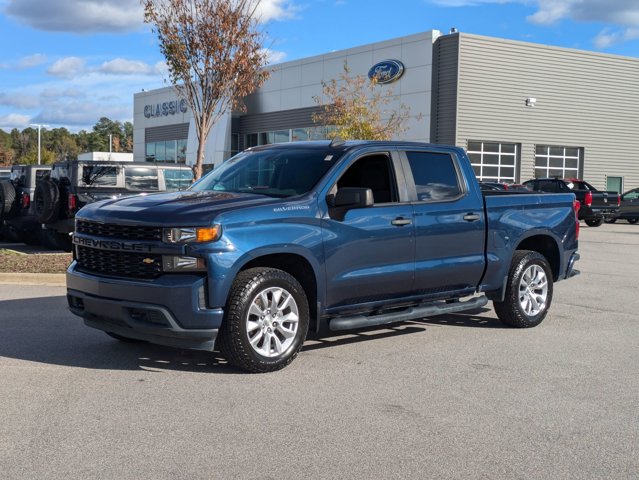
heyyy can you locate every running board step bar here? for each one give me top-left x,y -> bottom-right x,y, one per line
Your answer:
328,296 -> 488,331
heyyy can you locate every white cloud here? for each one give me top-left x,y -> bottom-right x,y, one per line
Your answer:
98,58 -> 154,75
0,93 -> 40,109
47,57 -> 87,79
17,54 -> 47,69
254,0 -> 299,22
431,0 -> 639,48
5,0 -> 299,32
31,100 -> 132,126
262,48 -> 287,64
5,0 -> 143,33
0,113 -> 31,130
40,87 -> 86,99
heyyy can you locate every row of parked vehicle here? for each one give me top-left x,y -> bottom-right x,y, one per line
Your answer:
0,160 -> 637,252
480,178 -> 639,227
0,161 -> 193,251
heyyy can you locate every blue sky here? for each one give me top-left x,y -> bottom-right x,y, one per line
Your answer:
1,0 -> 638,132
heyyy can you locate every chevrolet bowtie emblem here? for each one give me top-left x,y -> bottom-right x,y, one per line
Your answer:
142,258 -> 154,264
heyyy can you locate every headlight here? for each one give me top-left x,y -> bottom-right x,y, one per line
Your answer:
162,255 -> 207,272
163,225 -> 221,243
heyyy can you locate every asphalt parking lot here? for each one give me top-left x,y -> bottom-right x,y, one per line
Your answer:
0,223 -> 637,479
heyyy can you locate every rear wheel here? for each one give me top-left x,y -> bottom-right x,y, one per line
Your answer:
628,218 -> 638,224
585,218 -> 603,227
34,179 -> 60,224
604,218 -> 616,224
494,250 -> 553,328
218,267 -> 309,373
0,180 -> 17,220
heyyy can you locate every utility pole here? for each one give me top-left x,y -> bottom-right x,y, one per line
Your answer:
108,134 -> 113,160
30,124 -> 47,165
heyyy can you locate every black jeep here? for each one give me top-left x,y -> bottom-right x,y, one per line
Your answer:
35,161 -> 193,250
0,165 -> 52,243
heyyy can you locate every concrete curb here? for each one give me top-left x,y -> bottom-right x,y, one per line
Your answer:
0,273 -> 66,286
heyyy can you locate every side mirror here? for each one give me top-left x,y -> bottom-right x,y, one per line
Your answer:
330,187 -> 374,208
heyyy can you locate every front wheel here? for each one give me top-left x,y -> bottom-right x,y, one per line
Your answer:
627,218 -> 638,224
604,218 -> 616,224
218,268 -> 309,373
493,250 -> 553,328
585,218 -> 603,227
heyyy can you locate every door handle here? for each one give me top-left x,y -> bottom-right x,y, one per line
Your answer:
391,217 -> 412,226
463,213 -> 481,222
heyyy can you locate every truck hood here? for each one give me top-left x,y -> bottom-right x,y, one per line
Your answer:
77,190 -> 281,225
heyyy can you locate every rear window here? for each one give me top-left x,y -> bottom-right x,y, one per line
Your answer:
125,167 -> 159,191
80,166 -> 120,187
406,151 -> 461,201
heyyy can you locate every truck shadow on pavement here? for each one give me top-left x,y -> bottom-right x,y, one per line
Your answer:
0,296 -> 503,372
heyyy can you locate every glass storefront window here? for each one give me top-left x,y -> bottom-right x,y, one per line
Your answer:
146,143 -> 155,162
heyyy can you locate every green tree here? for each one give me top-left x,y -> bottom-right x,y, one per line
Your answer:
45,127 -> 79,161
313,62 -> 415,141
20,147 -> 56,165
143,0 -> 269,179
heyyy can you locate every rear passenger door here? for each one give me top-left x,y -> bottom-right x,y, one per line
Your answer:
401,149 -> 486,297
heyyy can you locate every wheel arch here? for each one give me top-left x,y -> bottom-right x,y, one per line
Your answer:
232,251 -> 322,332
515,234 -> 561,281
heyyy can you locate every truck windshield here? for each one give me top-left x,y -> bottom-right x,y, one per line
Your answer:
191,147 -> 343,198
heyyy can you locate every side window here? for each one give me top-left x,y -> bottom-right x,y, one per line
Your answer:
406,151 -> 461,202
163,168 -> 194,191
336,154 -> 397,204
125,167 -> 159,191
537,180 -> 556,193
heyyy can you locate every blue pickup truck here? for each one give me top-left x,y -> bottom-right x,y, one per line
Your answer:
67,141 -> 580,372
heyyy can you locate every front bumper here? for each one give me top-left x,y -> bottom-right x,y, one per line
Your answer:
66,262 -> 223,351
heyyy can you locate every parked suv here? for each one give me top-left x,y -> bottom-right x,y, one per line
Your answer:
0,167 -> 10,180
523,178 -> 620,227
0,165 -> 52,243
36,161 -> 193,250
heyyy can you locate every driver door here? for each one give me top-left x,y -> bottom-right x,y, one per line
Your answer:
321,151 -> 415,310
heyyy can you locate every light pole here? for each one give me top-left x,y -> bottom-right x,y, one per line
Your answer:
30,123 -> 48,165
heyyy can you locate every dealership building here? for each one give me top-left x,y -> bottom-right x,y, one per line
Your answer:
133,29 -> 639,191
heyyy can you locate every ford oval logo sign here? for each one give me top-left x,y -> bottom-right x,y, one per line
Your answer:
368,60 -> 405,84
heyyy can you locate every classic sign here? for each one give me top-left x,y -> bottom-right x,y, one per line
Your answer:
144,99 -> 188,118
368,60 -> 405,84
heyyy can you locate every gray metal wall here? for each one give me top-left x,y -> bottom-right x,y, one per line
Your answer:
434,32 -> 639,190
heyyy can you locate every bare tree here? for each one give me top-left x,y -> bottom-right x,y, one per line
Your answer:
143,0 -> 270,179
313,62 -> 416,141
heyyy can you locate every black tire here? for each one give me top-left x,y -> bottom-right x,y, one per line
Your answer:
627,218 -> 638,224
40,229 -> 72,251
0,180 -> 17,220
493,250 -> 554,329
218,267 -> 309,373
604,218 -> 616,224
585,218 -> 603,227
34,179 -> 60,224
106,332 -> 146,343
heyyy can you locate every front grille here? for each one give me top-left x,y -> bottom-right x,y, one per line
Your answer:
76,220 -> 162,242
77,246 -> 162,279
